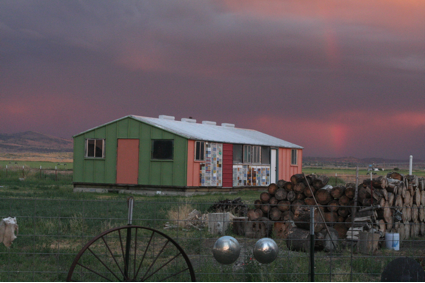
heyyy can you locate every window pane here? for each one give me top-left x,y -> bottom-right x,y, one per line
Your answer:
152,140 -> 173,160
195,141 -> 200,160
244,145 -> 252,163
95,140 -> 103,158
87,140 -> 95,157
233,144 -> 243,163
292,150 -> 297,164
262,147 -> 270,164
201,142 -> 204,160
195,141 -> 205,161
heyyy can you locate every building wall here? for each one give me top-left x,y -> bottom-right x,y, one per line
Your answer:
222,144 -> 233,188
278,148 -> 303,181
74,117 -> 188,186
186,140 -> 201,187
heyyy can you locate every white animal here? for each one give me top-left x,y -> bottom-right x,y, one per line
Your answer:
0,217 -> 18,248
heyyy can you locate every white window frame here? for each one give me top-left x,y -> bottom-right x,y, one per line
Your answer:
195,141 -> 205,161
252,145 -> 261,164
85,139 -> 105,158
291,149 -> 298,165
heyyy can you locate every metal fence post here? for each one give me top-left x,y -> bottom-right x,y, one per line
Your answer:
310,207 -> 315,282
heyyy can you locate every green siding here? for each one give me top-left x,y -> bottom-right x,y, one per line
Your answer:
73,117 -> 188,187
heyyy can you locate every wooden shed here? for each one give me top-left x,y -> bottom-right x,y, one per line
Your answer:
73,115 -> 303,195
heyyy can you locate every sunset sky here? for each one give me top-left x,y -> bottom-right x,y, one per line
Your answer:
1,0 -> 424,160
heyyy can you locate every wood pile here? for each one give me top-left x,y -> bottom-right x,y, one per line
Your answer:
208,197 -> 247,216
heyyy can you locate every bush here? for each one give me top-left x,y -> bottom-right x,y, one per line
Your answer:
394,167 -> 399,171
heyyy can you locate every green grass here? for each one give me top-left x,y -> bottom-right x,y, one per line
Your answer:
1,174 -> 424,281
0,160 -> 72,170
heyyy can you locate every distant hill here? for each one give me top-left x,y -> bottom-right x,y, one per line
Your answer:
0,131 -> 73,153
304,156 -> 424,166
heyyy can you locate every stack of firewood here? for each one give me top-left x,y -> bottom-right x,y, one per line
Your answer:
356,172 -> 425,241
248,174 -> 356,240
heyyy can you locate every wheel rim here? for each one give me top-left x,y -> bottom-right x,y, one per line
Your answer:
67,225 -> 196,282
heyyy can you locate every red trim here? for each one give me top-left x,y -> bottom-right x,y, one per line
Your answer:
222,144 -> 233,188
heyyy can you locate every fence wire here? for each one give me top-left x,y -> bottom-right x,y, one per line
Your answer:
1,197 -> 424,282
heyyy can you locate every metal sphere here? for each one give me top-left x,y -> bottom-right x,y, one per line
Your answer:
212,236 -> 241,265
253,238 -> 278,264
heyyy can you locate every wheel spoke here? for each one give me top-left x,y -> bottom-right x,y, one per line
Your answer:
133,227 -> 138,278
87,247 -> 122,281
101,236 -> 125,277
76,262 -> 114,282
158,267 -> 189,282
134,231 -> 155,279
118,229 -> 126,264
140,240 -> 169,281
142,252 -> 181,282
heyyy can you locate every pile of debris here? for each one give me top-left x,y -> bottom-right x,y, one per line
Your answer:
208,197 -> 247,216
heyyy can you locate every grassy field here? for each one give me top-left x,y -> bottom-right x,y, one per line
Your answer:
0,160 -> 72,171
0,174 -> 423,281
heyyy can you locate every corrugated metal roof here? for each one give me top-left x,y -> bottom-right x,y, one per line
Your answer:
131,115 -> 303,149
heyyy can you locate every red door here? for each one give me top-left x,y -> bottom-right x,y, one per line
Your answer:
116,139 -> 139,185
222,143 -> 233,188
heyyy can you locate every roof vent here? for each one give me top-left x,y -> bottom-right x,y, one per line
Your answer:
221,123 -> 235,128
181,118 -> 197,123
202,121 -> 217,126
158,115 -> 175,120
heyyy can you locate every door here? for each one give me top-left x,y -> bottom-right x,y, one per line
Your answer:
271,149 -> 277,184
116,139 -> 139,185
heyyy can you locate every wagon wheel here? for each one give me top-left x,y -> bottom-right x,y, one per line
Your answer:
67,225 -> 196,282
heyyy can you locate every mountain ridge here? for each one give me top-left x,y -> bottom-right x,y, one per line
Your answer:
0,131 -> 73,153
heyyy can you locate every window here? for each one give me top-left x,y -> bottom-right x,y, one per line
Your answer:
152,140 -> 173,160
291,149 -> 297,165
261,147 -> 270,164
243,145 -> 252,163
195,141 -> 205,161
233,144 -> 243,163
252,146 -> 261,164
86,139 -> 105,158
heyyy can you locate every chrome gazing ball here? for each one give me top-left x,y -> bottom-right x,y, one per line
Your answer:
212,236 -> 241,265
253,238 -> 278,264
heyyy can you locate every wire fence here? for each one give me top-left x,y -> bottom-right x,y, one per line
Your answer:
1,197 -> 425,282
0,165 -> 72,183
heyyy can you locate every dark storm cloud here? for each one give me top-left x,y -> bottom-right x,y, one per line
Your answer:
0,0 -> 424,159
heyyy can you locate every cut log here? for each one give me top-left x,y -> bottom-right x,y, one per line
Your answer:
232,217 -> 247,235
270,207 -> 282,221
358,187 -> 371,202
386,218 -> 393,231
286,227 -> 310,252
414,188 -> 421,205
315,227 -> 339,252
406,206 -> 412,223
275,188 -> 287,201
422,191 -> 425,206
387,172 -> 404,181
404,191 -> 412,207
267,183 -> 278,195
287,191 -> 296,202
338,207 -> 350,218
315,189 -> 332,205
411,222 -> 420,238
339,195 -> 350,206
395,195 -> 403,208
345,216 -> 353,228
421,222 -> 425,236
294,182 -> 306,194
334,223 -> 348,239
303,185 -> 316,197
296,193 -> 306,200
379,198 -> 386,208
420,205 -> 425,222
402,206 -> 408,223
330,186 -> 346,199
388,193 -> 394,207
383,201 -> 392,224
281,210 -> 294,221
255,208 -> 264,219
327,200 -> 339,212
277,200 -> 291,212
345,183 -> 356,199
379,219 -> 386,234
372,189 -> 384,203
304,198 -> 316,206
254,199 -> 262,209
284,182 -> 294,192
337,216 -> 345,222
247,209 -> 260,221
324,212 -> 338,226
357,232 -> 380,254
273,221 -> 292,239
260,192 -> 271,203
404,223 -> 410,240
291,200 -> 305,213
277,179 -> 286,188
313,175 -> 330,190
261,203 -> 271,215
293,206 -> 325,232
269,197 -> 278,206
382,188 -> 388,201
290,174 -> 305,185
411,204 -> 419,223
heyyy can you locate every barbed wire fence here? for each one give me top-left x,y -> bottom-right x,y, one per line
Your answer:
1,195 -> 424,282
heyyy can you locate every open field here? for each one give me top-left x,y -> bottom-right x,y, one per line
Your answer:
1,175 -> 425,281
0,152 -> 73,163
303,167 -> 425,177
